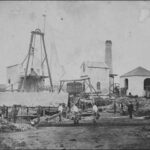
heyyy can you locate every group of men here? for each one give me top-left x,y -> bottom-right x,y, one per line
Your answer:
57,101 -> 100,124
113,99 -> 139,119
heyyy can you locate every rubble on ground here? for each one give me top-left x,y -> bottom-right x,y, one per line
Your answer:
0,119 -> 35,133
103,96 -> 150,117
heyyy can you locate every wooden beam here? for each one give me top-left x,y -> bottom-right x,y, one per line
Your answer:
60,77 -> 90,83
21,32 -> 34,91
42,34 -> 53,92
58,81 -> 64,93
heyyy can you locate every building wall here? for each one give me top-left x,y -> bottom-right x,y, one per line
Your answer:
120,76 -> 150,97
81,65 -> 109,95
7,64 -> 24,90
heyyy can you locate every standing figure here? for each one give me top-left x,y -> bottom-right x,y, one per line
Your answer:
113,101 -> 117,114
92,103 -> 99,124
5,106 -> 8,120
68,94 -> 74,112
58,104 -> 63,122
127,101 -> 134,119
71,104 -> 80,124
135,99 -> 139,112
12,105 -> 18,123
1,105 -> 6,120
37,106 -> 42,123
120,102 -> 124,115
67,94 -> 71,112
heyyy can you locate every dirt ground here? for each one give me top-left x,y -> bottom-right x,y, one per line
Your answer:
1,125 -> 150,149
1,115 -> 150,149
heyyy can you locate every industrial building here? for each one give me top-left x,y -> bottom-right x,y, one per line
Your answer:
120,66 -> 150,97
7,64 -> 24,91
80,40 -> 116,95
6,64 -> 46,92
80,61 -> 109,94
6,29 -> 53,92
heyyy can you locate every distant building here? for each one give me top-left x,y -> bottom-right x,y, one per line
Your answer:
80,61 -> 109,95
6,64 -> 46,92
7,64 -> 24,91
120,66 -> 150,97
80,40 -> 117,95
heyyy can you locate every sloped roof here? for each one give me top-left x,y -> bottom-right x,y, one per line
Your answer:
82,61 -> 109,69
121,66 -> 150,77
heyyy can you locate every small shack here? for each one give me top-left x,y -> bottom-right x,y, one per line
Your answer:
120,66 -> 150,97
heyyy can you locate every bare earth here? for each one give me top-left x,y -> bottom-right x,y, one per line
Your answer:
1,117 -> 150,149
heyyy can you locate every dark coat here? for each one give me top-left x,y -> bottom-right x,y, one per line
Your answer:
128,103 -> 134,112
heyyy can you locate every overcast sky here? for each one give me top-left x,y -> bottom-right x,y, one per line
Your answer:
0,1 -> 150,84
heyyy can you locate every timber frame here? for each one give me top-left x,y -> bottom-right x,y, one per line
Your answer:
21,29 -> 53,92
58,77 -> 98,95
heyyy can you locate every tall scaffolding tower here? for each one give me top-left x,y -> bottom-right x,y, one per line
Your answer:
21,28 -> 53,92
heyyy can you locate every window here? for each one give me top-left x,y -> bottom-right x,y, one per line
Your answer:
8,79 -> 11,84
144,78 -> 150,90
97,82 -> 101,90
83,63 -> 85,72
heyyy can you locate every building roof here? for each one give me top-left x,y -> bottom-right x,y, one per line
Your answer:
82,61 -> 109,69
121,66 -> 150,77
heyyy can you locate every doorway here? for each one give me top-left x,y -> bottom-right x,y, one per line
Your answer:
144,78 -> 150,97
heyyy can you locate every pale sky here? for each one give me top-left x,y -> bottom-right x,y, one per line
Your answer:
0,1 -> 150,84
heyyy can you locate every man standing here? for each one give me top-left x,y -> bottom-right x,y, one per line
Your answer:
127,101 -> 134,119
58,104 -> 63,122
12,105 -> 18,123
71,104 -> 79,124
113,101 -> 117,114
1,105 -> 6,120
37,106 -> 42,123
92,103 -> 99,124
120,102 -> 124,115
135,99 -> 139,112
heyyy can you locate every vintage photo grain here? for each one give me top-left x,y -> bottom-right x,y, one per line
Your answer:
0,1 -> 150,149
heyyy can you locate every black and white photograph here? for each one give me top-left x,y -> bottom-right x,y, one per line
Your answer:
0,1 -> 150,149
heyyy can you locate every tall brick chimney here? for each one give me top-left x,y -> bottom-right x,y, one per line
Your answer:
105,40 -> 113,74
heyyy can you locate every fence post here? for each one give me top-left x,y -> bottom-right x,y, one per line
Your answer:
27,107 -> 29,121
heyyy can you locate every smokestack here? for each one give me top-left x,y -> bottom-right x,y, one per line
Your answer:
105,40 -> 113,74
